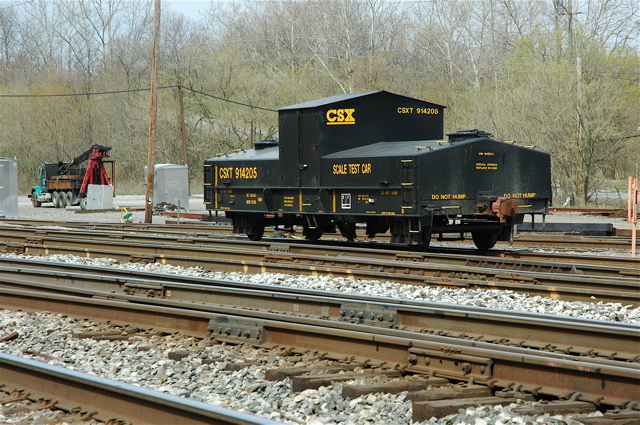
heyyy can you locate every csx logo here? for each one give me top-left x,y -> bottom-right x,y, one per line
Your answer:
326,109 -> 355,125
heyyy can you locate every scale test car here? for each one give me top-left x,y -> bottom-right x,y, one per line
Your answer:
204,91 -> 552,250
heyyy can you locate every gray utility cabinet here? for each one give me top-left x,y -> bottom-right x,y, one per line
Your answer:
146,164 -> 189,211
86,184 -> 114,210
0,158 -> 18,218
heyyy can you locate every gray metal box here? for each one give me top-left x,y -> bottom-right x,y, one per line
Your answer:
0,158 -> 18,218
151,164 -> 189,211
86,184 -> 114,210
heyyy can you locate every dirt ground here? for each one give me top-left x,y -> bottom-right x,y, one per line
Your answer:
15,194 -> 208,224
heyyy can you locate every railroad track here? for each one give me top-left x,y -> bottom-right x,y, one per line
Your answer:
0,225 -> 638,306
1,219 -> 638,422
3,221 -> 639,273
0,257 -> 637,362
1,218 -> 638,250
1,220 -> 638,269
0,267 -> 637,422
0,353 -> 281,425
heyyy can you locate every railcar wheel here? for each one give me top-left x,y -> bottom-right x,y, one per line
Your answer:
471,230 -> 499,250
409,227 -> 432,252
365,220 -> 388,239
303,226 -> 324,241
31,194 -> 41,208
337,222 -> 357,242
246,224 -> 264,241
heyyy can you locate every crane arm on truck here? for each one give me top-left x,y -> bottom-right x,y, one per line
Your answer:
59,145 -> 111,174
77,145 -> 113,197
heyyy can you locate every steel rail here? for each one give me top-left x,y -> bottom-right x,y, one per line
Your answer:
1,219 -> 638,256
1,223 -> 638,275
0,286 -> 637,409
0,353 -> 284,425
504,234 -> 638,250
0,260 -> 637,362
0,234 -> 637,306
174,221 -> 640,249
548,207 -> 625,214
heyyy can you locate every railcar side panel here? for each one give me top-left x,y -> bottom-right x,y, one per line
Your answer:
416,138 -> 552,216
204,147 -> 279,212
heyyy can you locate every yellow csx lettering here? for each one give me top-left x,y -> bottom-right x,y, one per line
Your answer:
234,167 -> 258,179
219,167 -> 258,179
326,109 -> 355,125
219,167 -> 233,179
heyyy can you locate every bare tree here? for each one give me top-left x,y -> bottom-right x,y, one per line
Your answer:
0,6 -> 18,64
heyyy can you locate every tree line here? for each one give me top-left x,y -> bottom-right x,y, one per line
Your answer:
0,0 -> 637,206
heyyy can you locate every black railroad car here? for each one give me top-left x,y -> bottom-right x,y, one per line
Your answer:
204,91 -> 552,250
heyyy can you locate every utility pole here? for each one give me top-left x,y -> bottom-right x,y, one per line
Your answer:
144,0 -> 161,223
177,74 -> 187,166
558,0 -> 583,62
558,0 -> 584,201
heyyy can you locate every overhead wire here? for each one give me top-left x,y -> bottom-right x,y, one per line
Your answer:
180,86 -> 276,112
0,86 -> 176,97
0,84 -> 277,112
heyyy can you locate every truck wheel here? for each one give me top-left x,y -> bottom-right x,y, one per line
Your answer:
80,198 -> 88,210
337,221 -> 357,242
52,192 -> 61,208
66,191 -> 76,206
31,194 -> 41,208
246,224 -> 264,241
60,192 -> 71,208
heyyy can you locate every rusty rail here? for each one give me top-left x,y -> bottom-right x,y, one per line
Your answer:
0,286 -> 637,410
0,223 -> 638,272
0,234 -> 637,306
0,258 -> 637,362
0,262 -> 640,362
1,219 -> 637,250
0,353 -> 284,425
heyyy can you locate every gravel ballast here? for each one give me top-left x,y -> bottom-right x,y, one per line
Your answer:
0,309 -> 605,425
1,251 -> 636,424
3,252 -> 638,324
4,195 -> 638,425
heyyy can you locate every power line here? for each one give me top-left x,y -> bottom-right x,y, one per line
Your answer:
181,86 -> 276,112
0,84 -> 277,112
0,86 -> 175,97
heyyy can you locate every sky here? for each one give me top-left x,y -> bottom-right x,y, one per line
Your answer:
166,0 -> 214,20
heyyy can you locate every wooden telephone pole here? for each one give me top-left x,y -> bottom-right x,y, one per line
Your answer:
177,75 -> 187,166
144,0 -> 161,223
